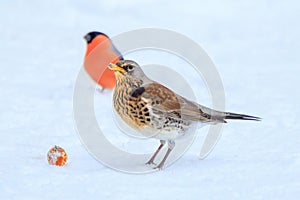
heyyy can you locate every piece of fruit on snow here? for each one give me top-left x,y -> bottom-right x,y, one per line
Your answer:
47,145 -> 68,166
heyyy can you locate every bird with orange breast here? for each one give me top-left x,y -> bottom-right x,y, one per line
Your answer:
83,31 -> 124,90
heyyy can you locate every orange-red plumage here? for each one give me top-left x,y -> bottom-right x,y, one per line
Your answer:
83,32 -> 123,89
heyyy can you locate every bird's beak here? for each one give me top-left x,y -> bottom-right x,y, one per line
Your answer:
108,63 -> 126,73
83,34 -> 90,42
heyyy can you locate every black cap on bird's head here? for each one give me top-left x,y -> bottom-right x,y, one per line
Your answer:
83,31 -> 108,44
83,31 -> 124,60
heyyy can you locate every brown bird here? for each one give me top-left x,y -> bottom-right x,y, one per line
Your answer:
109,60 -> 260,169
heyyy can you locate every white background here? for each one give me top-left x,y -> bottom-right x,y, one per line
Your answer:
0,0 -> 299,199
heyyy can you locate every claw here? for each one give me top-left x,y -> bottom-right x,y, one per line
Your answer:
154,164 -> 164,170
145,160 -> 156,165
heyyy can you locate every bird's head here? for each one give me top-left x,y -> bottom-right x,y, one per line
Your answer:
84,31 -> 108,44
108,60 -> 146,83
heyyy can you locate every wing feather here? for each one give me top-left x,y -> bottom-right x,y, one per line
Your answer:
139,82 -> 226,123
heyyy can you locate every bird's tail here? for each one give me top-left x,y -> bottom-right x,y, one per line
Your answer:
224,112 -> 261,121
182,99 -> 261,123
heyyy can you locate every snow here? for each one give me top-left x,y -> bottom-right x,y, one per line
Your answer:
1,0 -> 300,199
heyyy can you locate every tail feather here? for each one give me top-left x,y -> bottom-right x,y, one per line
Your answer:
225,112 -> 261,121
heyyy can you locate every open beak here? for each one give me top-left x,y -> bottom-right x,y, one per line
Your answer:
108,63 -> 126,73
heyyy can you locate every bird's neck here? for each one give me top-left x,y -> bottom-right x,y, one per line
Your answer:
116,76 -> 143,89
113,76 -> 143,113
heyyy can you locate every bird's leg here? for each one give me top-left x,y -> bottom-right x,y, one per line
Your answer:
96,87 -> 105,93
155,140 -> 175,169
146,140 -> 165,165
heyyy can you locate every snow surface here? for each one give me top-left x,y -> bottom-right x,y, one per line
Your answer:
1,0 -> 300,199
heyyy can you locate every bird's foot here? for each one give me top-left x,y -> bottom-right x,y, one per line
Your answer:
145,160 -> 156,165
96,87 -> 105,93
154,164 -> 164,170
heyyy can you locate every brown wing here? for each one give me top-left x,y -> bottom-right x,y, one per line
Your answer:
140,82 -> 226,123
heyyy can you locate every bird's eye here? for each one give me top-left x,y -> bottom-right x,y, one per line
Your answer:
127,65 -> 134,70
